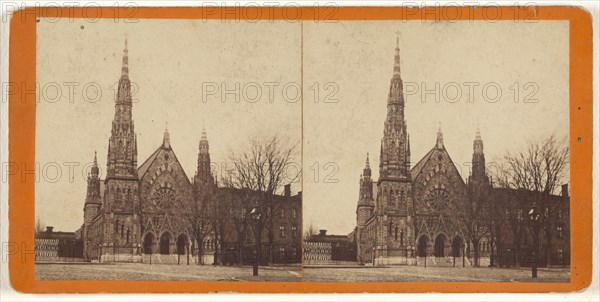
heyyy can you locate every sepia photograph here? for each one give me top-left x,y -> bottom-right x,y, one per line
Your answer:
302,20 -> 571,282
34,18 -> 302,281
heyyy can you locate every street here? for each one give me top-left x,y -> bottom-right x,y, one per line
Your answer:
302,266 -> 570,282
35,263 -> 301,282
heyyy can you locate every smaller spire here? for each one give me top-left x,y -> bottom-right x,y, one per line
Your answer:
365,152 -> 370,169
436,122 -> 444,149
163,122 -> 170,149
93,151 -> 98,166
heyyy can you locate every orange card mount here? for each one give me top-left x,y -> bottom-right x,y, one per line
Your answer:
8,5 -> 593,293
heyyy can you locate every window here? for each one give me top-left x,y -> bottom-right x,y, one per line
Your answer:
279,226 -> 285,237
557,226 -> 564,239
292,208 -> 297,219
291,226 -> 297,239
388,221 -> 393,235
558,210 -> 563,220
121,222 -> 124,238
280,209 -> 285,218
394,226 -> 398,241
126,229 -> 130,243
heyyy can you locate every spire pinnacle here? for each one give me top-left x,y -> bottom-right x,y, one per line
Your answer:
365,152 -> 370,169
436,122 -> 444,149
93,151 -> 98,166
163,121 -> 170,149
393,35 -> 401,76
121,37 -> 129,78
201,126 -> 207,141
475,126 -> 482,141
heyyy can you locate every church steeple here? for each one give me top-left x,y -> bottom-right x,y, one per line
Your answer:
379,37 -> 410,181
106,38 -> 138,180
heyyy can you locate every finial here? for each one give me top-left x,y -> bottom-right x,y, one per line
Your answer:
121,37 -> 129,77
366,152 -> 370,169
436,122 -> 444,149
93,151 -> 98,165
393,33 -> 401,76
475,125 -> 482,141
163,121 -> 171,149
201,126 -> 207,141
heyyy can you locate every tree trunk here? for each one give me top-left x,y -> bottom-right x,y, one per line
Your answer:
545,227 -> 553,267
473,239 -> 480,267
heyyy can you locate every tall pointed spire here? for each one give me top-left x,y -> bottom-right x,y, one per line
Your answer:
106,37 -> 137,179
436,122 -> 444,149
380,36 -> 410,180
121,37 -> 129,78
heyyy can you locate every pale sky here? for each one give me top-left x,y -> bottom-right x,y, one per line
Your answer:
303,20 -> 569,235
36,19 -> 302,232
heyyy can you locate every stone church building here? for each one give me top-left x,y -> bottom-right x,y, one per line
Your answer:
81,39 -> 215,262
81,40 -> 302,264
354,39 -> 570,267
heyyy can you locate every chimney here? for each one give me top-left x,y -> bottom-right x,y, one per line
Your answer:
46,226 -> 54,233
319,229 -> 327,236
284,184 -> 291,197
561,184 -> 569,197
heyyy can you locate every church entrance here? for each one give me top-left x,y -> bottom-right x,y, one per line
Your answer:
417,235 -> 428,257
143,233 -> 154,254
177,234 -> 187,255
452,236 -> 462,257
160,233 -> 171,254
434,234 -> 445,257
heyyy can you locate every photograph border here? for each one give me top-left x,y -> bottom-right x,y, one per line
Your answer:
8,5 -> 593,293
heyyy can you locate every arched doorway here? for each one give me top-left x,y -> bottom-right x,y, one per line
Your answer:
452,236 -> 462,257
177,234 -> 187,255
143,233 -> 154,254
434,234 -> 446,257
417,235 -> 428,257
160,232 -> 171,255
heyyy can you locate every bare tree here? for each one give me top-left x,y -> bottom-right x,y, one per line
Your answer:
35,218 -> 45,237
225,135 -> 298,272
303,223 -> 318,241
182,179 -> 217,265
496,135 -> 569,270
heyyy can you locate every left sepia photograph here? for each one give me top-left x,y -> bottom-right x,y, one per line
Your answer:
34,18 -> 302,281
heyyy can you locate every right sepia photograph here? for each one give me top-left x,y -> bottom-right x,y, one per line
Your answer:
302,20 -> 570,282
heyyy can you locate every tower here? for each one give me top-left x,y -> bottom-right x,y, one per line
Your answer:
356,154 -> 374,261
102,38 -> 141,253
193,126 -> 216,206
471,127 -> 487,181
195,127 -> 214,185
83,152 -> 101,260
373,37 -> 414,261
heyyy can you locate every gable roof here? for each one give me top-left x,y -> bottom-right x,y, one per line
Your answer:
409,146 -> 466,187
410,147 -> 436,181
137,146 -> 162,180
